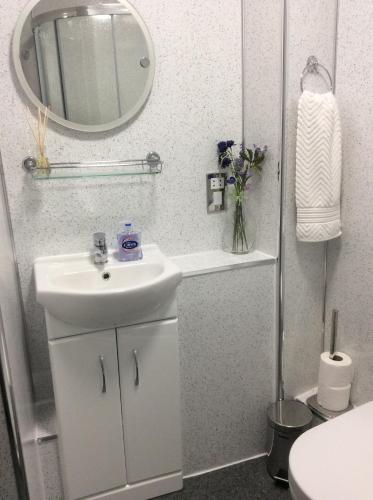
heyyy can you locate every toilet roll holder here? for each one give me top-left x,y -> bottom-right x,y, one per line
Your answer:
307,394 -> 353,421
308,310 -> 354,420
329,310 -> 343,361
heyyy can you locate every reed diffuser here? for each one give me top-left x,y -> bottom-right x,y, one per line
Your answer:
26,105 -> 50,170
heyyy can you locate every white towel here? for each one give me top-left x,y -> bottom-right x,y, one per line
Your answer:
296,90 -> 342,242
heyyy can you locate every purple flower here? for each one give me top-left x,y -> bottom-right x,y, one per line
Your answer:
227,176 -> 236,185
221,157 -> 231,168
218,141 -> 228,154
253,144 -> 268,162
218,140 -> 235,154
234,158 -> 244,170
253,144 -> 268,155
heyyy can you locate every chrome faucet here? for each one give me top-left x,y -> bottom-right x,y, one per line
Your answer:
93,232 -> 108,264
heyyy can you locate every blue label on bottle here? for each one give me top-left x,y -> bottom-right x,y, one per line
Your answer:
122,240 -> 138,250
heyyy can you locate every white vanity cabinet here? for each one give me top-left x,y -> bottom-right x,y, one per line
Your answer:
47,314 -> 183,500
49,330 -> 126,500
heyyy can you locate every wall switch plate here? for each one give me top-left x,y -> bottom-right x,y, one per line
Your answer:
210,176 -> 225,190
206,173 -> 226,213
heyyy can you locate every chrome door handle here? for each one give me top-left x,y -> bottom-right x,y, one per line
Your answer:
132,349 -> 139,386
99,356 -> 106,394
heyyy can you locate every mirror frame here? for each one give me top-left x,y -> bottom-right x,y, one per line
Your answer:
12,0 -> 155,133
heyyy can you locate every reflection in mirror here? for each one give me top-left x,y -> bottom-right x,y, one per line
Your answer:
15,0 -> 155,131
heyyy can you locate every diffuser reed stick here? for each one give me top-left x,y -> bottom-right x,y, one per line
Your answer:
25,105 -> 50,169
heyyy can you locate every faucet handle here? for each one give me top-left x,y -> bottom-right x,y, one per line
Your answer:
93,232 -> 106,247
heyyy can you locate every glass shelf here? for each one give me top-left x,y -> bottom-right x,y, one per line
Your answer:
23,153 -> 163,180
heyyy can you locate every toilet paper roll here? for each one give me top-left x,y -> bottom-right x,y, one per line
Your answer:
318,351 -> 354,388
317,383 -> 351,412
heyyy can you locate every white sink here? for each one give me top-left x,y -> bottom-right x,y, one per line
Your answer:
34,244 -> 182,329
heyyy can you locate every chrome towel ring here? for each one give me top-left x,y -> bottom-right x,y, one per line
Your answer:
300,56 -> 333,93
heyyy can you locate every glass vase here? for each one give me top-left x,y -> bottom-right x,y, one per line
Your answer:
223,195 -> 255,254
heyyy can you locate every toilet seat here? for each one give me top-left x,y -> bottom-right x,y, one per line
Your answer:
289,401 -> 373,500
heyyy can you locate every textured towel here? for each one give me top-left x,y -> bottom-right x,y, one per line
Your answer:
296,90 -> 342,242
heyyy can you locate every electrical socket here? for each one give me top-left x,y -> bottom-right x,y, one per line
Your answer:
210,177 -> 225,190
206,173 -> 226,213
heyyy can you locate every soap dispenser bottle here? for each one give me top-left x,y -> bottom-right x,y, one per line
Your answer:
117,222 -> 143,261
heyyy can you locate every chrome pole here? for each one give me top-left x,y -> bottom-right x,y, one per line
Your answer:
276,0 -> 288,402
321,242 -> 328,352
241,0 -> 246,147
321,0 -> 339,354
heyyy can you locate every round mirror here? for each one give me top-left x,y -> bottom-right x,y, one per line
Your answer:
13,0 -> 155,132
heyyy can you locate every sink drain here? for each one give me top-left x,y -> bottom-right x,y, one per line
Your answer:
102,272 -> 111,281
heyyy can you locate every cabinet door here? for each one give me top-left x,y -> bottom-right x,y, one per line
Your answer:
49,331 -> 126,499
118,319 -> 182,483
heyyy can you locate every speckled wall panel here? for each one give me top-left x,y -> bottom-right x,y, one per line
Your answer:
178,266 -> 276,475
0,390 -> 18,499
0,0 -> 242,400
243,0 -> 283,257
325,0 -> 373,405
282,0 -> 338,397
37,439 -> 64,499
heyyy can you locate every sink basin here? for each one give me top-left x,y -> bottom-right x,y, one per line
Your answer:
34,244 -> 182,329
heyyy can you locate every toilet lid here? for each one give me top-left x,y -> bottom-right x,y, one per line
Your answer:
289,401 -> 373,500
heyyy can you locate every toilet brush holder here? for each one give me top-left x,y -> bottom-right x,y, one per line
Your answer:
266,400 -> 312,484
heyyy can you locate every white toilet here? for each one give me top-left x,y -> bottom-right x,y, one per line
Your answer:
289,401 -> 373,500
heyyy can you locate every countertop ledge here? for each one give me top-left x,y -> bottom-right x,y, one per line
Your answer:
170,249 -> 277,278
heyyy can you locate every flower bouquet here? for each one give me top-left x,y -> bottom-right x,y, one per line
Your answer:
218,141 -> 267,254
